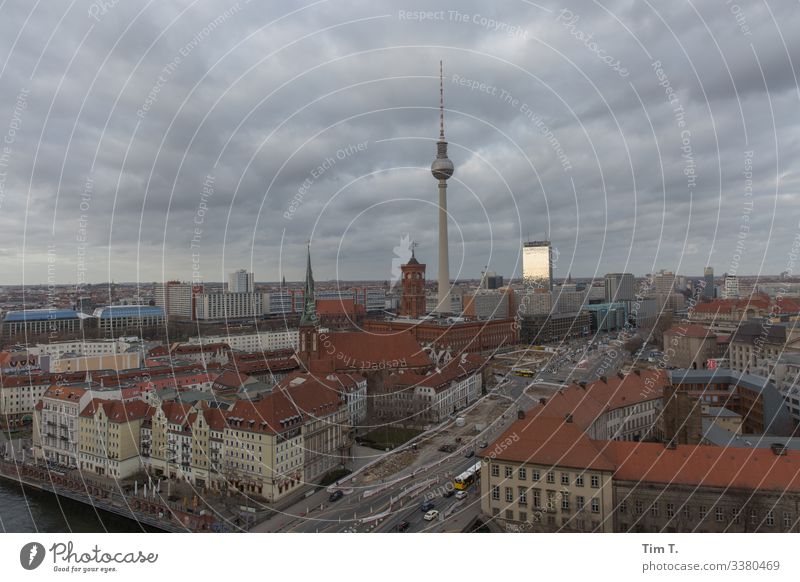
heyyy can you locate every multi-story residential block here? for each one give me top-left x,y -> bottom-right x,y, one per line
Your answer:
33,384 -> 89,468
188,329 -> 299,352
194,292 -> 268,320
155,281 -> 202,319
228,269 -> 254,293
378,355 -> 485,425
78,399 -> 151,479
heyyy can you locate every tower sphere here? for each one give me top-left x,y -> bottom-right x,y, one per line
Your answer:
431,156 -> 454,180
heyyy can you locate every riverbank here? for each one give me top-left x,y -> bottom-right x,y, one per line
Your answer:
0,461 -> 209,532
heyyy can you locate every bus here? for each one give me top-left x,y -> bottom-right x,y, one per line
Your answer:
453,462 -> 482,490
513,368 -> 535,377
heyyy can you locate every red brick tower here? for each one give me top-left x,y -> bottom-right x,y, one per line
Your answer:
400,247 -> 426,318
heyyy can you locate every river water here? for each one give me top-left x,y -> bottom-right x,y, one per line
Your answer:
0,479 -> 159,533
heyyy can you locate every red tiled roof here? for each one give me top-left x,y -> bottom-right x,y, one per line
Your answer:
604,440 -> 800,492
315,298 -> 364,316
478,414 -> 615,471
212,369 -> 251,389
387,355 -> 484,393
80,398 -> 150,422
159,401 -> 194,425
312,330 -> 431,371
43,385 -> 87,402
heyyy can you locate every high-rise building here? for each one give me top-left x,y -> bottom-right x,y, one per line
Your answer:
723,274 -> 739,299
399,247 -> 426,318
228,269 -> 254,293
604,273 -> 635,302
431,61 -> 455,314
703,266 -> 714,299
154,281 -> 202,319
522,241 -> 553,292
653,270 -> 676,295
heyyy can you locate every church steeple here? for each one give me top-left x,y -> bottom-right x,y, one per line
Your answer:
300,244 -> 316,326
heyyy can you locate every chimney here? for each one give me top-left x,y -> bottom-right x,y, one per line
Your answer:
565,413 -> 574,424
771,443 -> 787,456
634,369 -> 641,376
617,372 -> 625,380
517,409 -> 525,420
600,376 -> 607,383
666,440 -> 677,450
539,398 -> 547,405
578,381 -> 587,390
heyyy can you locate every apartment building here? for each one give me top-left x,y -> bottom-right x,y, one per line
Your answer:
188,329 -> 299,352
78,399 -> 151,479
33,384 -> 90,468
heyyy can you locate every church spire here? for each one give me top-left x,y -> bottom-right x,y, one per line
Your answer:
300,244 -> 316,326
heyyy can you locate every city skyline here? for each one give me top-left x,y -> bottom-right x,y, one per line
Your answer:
0,2 -> 798,285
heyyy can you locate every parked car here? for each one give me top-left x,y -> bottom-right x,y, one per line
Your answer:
397,520 -> 410,532
478,441 -> 488,449
424,509 -> 440,521
455,490 -> 468,500
328,490 -> 344,502
443,489 -> 455,498
420,500 -> 435,512
464,450 -> 475,458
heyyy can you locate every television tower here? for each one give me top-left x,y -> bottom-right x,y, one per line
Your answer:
431,61 -> 454,314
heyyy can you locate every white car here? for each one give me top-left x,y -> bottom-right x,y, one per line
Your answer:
424,509 -> 440,521
455,490 -> 468,500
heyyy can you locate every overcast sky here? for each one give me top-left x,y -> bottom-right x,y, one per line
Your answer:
0,0 -> 798,285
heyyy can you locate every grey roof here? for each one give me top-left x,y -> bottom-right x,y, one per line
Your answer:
705,406 -> 741,419
702,419 -> 800,450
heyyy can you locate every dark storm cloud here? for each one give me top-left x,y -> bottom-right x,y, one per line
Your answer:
0,0 -> 798,284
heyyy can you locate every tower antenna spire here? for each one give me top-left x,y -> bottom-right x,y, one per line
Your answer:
439,60 -> 445,140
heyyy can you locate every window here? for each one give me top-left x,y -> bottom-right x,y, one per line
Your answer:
590,474 -> 600,488
518,487 -> 527,506
666,503 -> 675,518
547,491 -> 556,511
505,466 -> 513,478
699,506 -> 707,520
518,467 -> 527,480
591,498 -> 600,514
506,487 -> 514,502
561,472 -> 570,486
491,486 -> 500,501
505,509 -> 514,520
491,464 -> 499,477
533,489 -> 541,509
519,511 -> 527,523
750,509 -> 758,525
650,502 -> 659,518
683,505 -> 690,520
575,474 -> 584,487
561,494 -> 570,512
618,499 -> 627,514
715,507 -> 724,522
783,512 -> 791,529
546,471 -> 555,484
635,499 -> 643,515
532,469 -> 540,481
577,496 -> 585,510
767,511 -> 775,527
732,509 -> 741,524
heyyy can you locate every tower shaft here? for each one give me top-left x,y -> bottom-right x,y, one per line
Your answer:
437,180 -> 450,313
